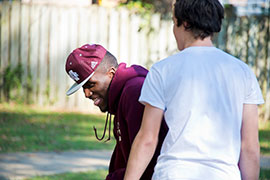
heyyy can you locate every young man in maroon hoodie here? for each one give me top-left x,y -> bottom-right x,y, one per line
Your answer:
65,44 -> 168,179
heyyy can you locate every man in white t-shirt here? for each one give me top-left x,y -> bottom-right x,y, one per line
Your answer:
124,0 -> 264,180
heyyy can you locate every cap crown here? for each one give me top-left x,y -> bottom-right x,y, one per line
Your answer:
65,44 -> 107,84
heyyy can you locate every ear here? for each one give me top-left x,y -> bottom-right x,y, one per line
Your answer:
183,21 -> 190,29
107,67 -> 116,79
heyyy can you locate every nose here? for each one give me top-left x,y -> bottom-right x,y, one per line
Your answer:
83,88 -> 93,98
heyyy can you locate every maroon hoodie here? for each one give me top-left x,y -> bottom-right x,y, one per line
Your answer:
106,63 -> 168,180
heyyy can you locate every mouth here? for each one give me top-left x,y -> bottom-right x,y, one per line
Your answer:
93,97 -> 102,106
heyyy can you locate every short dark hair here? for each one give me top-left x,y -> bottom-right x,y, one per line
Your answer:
174,0 -> 224,39
98,51 -> 118,72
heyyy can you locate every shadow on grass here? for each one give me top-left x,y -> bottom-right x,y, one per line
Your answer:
0,110 -> 115,152
26,169 -> 108,180
259,129 -> 270,155
260,168 -> 270,180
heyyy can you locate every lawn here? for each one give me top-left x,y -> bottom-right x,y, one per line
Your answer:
259,121 -> 270,155
1,103 -> 270,180
26,169 -> 270,180
0,103 -> 269,154
0,103 -> 115,152
26,170 -> 108,180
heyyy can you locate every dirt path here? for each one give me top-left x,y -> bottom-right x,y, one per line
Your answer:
0,150 -> 112,180
0,151 -> 269,180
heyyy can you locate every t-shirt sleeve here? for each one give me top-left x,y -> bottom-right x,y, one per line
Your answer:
139,66 -> 166,110
244,68 -> 264,104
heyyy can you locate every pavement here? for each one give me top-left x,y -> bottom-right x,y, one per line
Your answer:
0,150 -> 112,180
0,150 -> 269,180
261,155 -> 270,170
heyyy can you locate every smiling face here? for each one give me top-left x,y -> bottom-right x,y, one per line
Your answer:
82,66 -> 115,112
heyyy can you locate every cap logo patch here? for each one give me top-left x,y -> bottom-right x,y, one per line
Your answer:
91,61 -> 98,69
69,70 -> 80,81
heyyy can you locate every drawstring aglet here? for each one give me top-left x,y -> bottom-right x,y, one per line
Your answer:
93,125 -> 106,141
93,112 -> 111,142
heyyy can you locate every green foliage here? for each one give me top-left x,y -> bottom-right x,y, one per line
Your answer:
26,170 -> 107,180
2,63 -> 24,102
121,0 -> 173,18
26,73 -> 33,104
119,0 -> 157,68
119,0 -> 154,14
0,103 -> 115,152
45,79 -> 52,105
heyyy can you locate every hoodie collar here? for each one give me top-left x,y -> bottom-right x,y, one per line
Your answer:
108,63 -> 148,114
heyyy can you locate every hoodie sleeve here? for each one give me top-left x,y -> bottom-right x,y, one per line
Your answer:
106,168 -> 125,180
122,77 -> 145,143
105,78 -> 145,180
106,146 -> 125,180
122,77 -> 159,179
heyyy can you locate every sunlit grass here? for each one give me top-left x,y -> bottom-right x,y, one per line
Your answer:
0,103 -> 115,152
26,170 -> 107,180
1,103 -> 270,179
0,103 -> 270,156
260,120 -> 270,130
259,120 -> 270,155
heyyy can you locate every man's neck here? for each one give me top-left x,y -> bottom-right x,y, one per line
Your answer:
184,36 -> 213,49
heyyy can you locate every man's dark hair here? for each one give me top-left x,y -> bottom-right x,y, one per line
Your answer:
98,51 -> 118,72
174,0 -> 224,40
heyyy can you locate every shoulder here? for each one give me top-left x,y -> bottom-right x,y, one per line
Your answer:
147,53 -> 181,79
123,76 -> 145,95
227,53 -> 253,78
216,48 -> 249,67
212,48 -> 252,76
120,77 -> 145,114
153,52 -> 181,68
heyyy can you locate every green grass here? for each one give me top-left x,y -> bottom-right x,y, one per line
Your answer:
1,103 -> 270,179
26,170 -> 107,180
259,121 -> 270,155
0,103 -> 270,155
260,169 -> 270,180
0,103 -> 115,152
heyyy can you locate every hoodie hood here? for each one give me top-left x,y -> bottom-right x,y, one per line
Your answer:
108,63 -> 148,114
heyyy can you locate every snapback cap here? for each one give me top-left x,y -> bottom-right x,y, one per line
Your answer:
65,44 -> 107,96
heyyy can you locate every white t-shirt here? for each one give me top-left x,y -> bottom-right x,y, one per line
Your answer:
139,46 -> 264,180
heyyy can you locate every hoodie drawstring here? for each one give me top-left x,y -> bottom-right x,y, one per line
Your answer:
93,112 -> 111,142
93,74 -> 114,142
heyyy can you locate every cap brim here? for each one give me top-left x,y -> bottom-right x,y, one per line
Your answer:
66,72 -> 95,96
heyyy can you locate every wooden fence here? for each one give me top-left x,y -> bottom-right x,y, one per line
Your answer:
0,1 -> 269,120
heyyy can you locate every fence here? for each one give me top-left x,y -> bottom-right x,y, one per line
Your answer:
0,1 -> 269,120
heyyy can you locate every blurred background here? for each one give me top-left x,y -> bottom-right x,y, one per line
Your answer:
0,0 -> 269,119
0,0 -> 270,179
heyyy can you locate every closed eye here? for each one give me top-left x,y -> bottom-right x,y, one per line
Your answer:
83,82 -> 95,89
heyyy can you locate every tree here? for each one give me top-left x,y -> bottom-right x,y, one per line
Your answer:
123,0 -> 173,16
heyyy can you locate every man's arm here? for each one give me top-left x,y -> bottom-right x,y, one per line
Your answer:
106,168 -> 125,180
239,104 -> 260,180
124,103 -> 163,180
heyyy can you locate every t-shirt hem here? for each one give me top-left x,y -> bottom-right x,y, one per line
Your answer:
243,100 -> 264,105
139,100 -> 165,111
